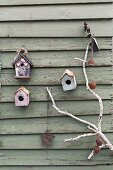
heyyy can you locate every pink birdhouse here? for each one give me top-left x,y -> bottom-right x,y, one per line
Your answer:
12,48 -> 33,79
14,86 -> 30,107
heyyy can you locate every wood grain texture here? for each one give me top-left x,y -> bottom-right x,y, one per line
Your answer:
0,20 -> 112,37
0,53 -> 1,100
0,133 -> 112,149
1,67 -> 112,85
0,115 -> 112,134
0,4 -> 112,21
1,85 -> 112,102
0,0 -> 112,6
0,149 -> 112,165
0,100 -> 111,119
48,100 -> 112,116
0,38 -> 111,51
1,50 -> 112,68
1,166 -> 113,170
0,102 -> 47,119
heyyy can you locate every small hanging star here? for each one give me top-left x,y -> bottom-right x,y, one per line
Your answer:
41,130 -> 55,146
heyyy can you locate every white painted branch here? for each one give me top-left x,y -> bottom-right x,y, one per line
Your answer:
88,144 -> 105,160
87,126 -> 97,133
88,150 -> 94,160
99,132 -> 113,150
74,42 -> 113,157
46,87 -> 98,132
75,43 -> 103,132
64,133 -> 96,142
46,87 -> 113,153
46,40 -> 113,160
74,58 -> 86,62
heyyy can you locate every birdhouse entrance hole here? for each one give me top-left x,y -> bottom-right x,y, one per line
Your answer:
18,95 -> 24,101
21,63 -> 24,67
66,80 -> 71,85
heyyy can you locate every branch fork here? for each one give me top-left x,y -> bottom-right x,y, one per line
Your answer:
46,41 -> 113,160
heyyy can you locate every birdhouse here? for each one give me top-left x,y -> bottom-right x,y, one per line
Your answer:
11,48 -> 33,79
61,69 -> 77,91
14,86 -> 30,106
90,38 -> 100,53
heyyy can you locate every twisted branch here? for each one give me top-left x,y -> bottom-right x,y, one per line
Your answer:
46,41 -> 113,159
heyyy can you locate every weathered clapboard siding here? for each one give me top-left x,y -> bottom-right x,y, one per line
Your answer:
1,166 -> 113,170
0,100 -> 111,119
0,133 -> 112,149
0,4 -> 112,21
1,85 -> 113,102
1,50 -> 112,68
0,149 -> 112,165
0,38 -> 111,51
0,114 -> 112,135
0,20 -> 113,37
0,0 -> 112,168
0,0 -> 112,6
0,53 -> 1,106
0,115 -> 112,134
1,67 -> 112,85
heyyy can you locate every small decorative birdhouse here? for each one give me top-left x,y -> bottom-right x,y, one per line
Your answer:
11,48 -> 33,79
61,69 -> 77,91
14,86 -> 30,107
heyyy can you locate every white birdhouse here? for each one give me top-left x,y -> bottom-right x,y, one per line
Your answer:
61,69 -> 77,91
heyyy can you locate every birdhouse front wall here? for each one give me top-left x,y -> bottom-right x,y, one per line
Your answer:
61,75 -> 77,91
15,58 -> 30,78
15,90 -> 29,106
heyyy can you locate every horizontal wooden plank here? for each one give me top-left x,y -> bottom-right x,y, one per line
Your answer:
0,115 -> 112,134
0,60 -> 1,90
0,0 -> 112,6
0,100 -> 111,119
0,20 -> 112,37
0,102 -> 47,119
0,38 -> 111,52
1,85 -> 112,102
0,4 -> 112,21
4,66 -> 113,85
1,67 -> 112,85
1,165 -> 113,170
1,50 -> 112,68
0,133 -> 112,149
49,100 -> 112,116
0,149 -> 112,165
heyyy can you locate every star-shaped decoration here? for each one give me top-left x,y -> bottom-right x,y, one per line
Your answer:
41,130 -> 55,146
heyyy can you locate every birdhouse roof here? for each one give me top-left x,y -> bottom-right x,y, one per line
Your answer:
14,86 -> 30,95
61,69 -> 75,79
11,49 -> 33,67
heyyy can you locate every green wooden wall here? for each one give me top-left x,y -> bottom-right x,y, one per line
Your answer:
0,0 -> 113,169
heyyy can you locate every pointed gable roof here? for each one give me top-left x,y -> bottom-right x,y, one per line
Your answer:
11,48 -> 33,67
14,86 -> 30,95
61,69 -> 75,80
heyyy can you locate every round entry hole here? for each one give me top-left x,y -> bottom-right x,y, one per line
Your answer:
21,63 -> 24,67
66,80 -> 71,85
18,95 -> 24,101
